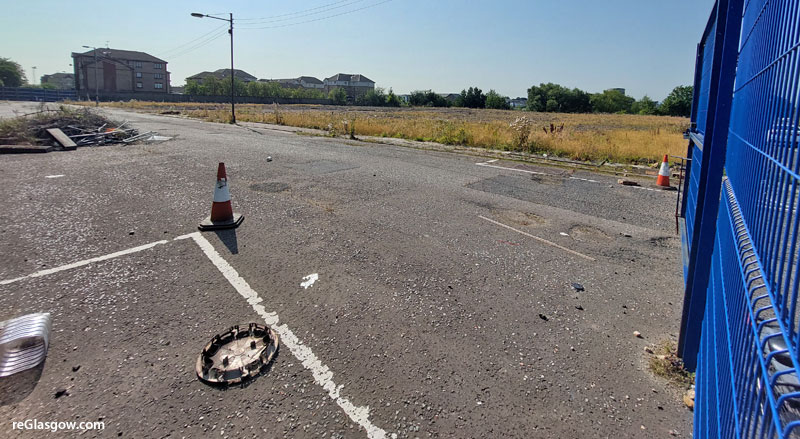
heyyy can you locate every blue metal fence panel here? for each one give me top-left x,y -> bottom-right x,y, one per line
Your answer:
682,0 -> 800,437
0,87 -> 77,102
678,0 -> 745,370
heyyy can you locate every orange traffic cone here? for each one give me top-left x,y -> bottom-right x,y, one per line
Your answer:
199,162 -> 244,231
656,155 -> 671,188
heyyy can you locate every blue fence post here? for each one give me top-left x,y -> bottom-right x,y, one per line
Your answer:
677,0 -> 744,371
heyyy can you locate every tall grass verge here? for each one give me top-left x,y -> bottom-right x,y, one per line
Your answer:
72,101 -> 689,163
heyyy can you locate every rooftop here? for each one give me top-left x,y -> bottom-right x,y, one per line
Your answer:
324,73 -> 374,83
73,48 -> 166,63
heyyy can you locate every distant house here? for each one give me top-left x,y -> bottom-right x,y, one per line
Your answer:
71,48 -> 170,95
298,76 -> 324,89
607,88 -> 626,95
259,76 -> 324,90
398,94 -> 411,104
438,93 -> 461,104
40,73 -> 75,90
508,97 -> 528,109
323,73 -> 374,100
187,69 -> 257,84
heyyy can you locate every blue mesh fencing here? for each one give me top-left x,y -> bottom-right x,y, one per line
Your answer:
680,0 -> 800,437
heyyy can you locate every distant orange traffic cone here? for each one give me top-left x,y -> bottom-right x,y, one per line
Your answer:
199,162 -> 244,231
656,155 -> 671,188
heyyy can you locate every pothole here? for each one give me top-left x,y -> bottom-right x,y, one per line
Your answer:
249,182 -> 289,193
529,173 -> 564,185
493,209 -> 546,227
569,224 -> 611,242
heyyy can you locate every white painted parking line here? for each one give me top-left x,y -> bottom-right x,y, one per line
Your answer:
478,215 -> 595,261
0,240 -> 169,285
301,273 -> 319,289
569,176 -> 599,183
477,160 -> 597,183
630,185 -> 664,192
476,161 -> 548,175
187,232 -> 393,439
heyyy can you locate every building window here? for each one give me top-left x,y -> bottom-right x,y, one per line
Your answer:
154,83 -> 163,89
134,61 -> 142,68
154,73 -> 163,79
136,82 -> 143,88
136,72 -> 142,78
154,63 -> 163,69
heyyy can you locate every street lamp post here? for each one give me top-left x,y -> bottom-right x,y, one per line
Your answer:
192,12 -> 236,124
82,45 -> 99,106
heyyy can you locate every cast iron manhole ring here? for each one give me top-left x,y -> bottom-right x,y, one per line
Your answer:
196,323 -> 279,385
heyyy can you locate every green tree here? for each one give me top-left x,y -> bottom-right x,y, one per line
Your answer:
590,89 -> 635,113
485,89 -> 510,109
246,81 -> 261,97
409,90 -> 449,107
185,80 -> 202,95
203,76 -> 223,96
0,57 -> 26,87
221,78 -> 247,97
356,87 -> 387,106
292,87 -> 325,99
385,88 -> 400,107
329,87 -> 347,105
631,95 -> 658,115
659,85 -> 693,117
457,87 -> 486,108
526,83 -> 591,113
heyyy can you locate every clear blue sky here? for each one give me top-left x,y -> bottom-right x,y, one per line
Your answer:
0,0 -> 714,100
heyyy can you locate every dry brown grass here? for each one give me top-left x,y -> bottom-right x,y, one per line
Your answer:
73,101 -> 689,164
648,340 -> 694,388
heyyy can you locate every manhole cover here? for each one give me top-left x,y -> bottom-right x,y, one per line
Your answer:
196,323 -> 279,385
249,182 -> 289,193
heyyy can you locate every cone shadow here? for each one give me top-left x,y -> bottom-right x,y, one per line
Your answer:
215,228 -> 239,254
0,361 -> 45,406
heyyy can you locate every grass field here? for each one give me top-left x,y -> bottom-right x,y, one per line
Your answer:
77,101 -> 690,164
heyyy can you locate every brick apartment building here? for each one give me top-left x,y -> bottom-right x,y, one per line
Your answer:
72,48 -> 170,96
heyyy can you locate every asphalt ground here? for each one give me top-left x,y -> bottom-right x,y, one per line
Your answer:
0,101 -> 690,438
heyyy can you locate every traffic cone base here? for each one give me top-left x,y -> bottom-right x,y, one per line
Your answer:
199,212 -> 244,231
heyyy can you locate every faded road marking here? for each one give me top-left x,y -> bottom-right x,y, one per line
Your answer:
569,176 -> 599,183
476,160 -> 675,192
477,161 -> 597,183
630,185 -> 664,192
479,215 -> 595,261
477,161 -> 547,175
189,233 -> 393,439
301,273 -> 319,289
0,240 -> 169,285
